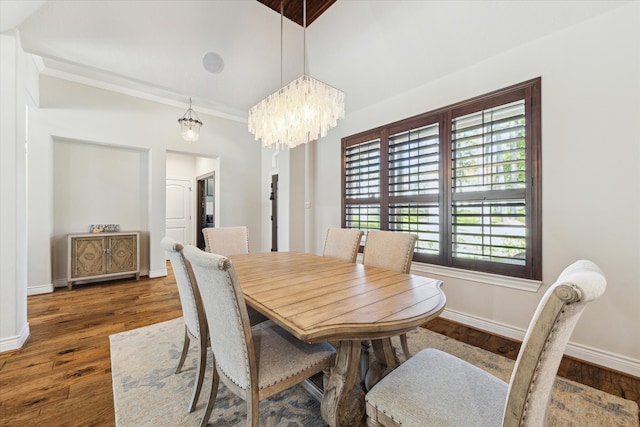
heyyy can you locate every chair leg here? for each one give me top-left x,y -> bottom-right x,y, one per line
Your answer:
188,337 -> 208,412
247,395 -> 259,427
176,326 -> 191,374
400,333 -> 411,360
366,414 -> 385,427
199,361 -> 220,427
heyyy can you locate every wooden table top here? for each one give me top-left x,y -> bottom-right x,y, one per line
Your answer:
229,251 -> 446,343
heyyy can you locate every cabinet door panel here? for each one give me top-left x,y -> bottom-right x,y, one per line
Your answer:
108,235 -> 137,273
71,237 -> 106,278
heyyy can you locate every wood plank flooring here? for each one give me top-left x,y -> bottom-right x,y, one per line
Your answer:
0,270 -> 182,426
0,266 -> 638,426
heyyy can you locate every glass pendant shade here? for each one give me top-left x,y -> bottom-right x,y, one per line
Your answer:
248,75 -> 345,149
179,118 -> 202,142
178,98 -> 202,143
247,0 -> 344,150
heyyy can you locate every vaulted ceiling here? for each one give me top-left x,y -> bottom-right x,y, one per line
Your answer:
0,1 -> 629,121
257,0 -> 337,27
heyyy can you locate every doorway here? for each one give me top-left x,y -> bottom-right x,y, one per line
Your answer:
270,174 -> 278,252
197,173 -> 215,250
165,178 -> 193,247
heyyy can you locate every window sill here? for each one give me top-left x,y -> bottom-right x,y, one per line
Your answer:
410,262 -> 542,293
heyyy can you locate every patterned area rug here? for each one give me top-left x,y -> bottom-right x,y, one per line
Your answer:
110,318 -> 638,426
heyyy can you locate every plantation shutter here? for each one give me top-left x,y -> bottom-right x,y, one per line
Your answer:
451,100 -> 527,267
388,122 -> 440,257
344,138 -> 381,232
341,78 -> 540,279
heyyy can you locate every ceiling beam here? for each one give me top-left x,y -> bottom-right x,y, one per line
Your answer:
256,0 -> 336,27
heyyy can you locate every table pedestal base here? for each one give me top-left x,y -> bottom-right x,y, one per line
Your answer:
321,340 -> 365,427
321,338 -> 402,426
365,338 -> 400,391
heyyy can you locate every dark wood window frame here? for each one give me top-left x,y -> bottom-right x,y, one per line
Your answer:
342,78 -> 541,280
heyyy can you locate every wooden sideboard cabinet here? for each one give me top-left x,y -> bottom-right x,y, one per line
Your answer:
67,232 -> 140,289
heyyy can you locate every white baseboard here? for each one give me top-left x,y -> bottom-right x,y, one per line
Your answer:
28,283 -> 54,295
441,309 -> 527,341
441,308 -> 640,378
53,278 -> 67,288
0,322 -> 30,353
148,268 -> 167,278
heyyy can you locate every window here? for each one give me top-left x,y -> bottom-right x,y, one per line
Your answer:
342,78 -> 541,279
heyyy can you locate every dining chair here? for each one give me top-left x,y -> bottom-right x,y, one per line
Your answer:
362,230 -> 417,360
201,225 -> 266,325
323,227 -> 364,263
160,236 -> 207,413
365,259 -> 607,427
182,245 -> 337,427
202,226 -> 249,255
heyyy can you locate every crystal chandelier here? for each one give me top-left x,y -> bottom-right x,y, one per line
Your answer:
178,97 -> 203,143
248,0 -> 344,150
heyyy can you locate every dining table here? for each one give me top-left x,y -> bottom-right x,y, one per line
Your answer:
228,251 -> 446,427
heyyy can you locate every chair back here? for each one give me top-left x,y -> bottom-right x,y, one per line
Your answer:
202,226 -> 249,255
183,245 -> 255,392
323,228 -> 364,263
362,230 -> 417,273
160,236 -> 204,339
503,260 -> 607,426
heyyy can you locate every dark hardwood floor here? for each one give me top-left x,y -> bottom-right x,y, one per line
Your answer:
0,268 -> 182,426
0,265 -> 638,425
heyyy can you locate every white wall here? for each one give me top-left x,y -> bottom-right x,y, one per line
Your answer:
260,149 -> 277,252
259,143 -> 313,254
167,151 -> 198,177
28,75 -> 262,289
52,139 -> 149,283
0,32 -> 29,351
310,2 -> 640,375
268,148 -> 292,251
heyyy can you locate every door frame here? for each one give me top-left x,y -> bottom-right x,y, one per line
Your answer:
270,174 -> 278,252
196,172 -> 215,250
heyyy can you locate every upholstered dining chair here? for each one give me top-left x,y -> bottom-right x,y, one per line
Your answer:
202,226 -> 249,255
201,225 -> 266,325
362,230 -> 417,360
365,259 -> 607,427
323,227 -> 364,263
182,245 -> 337,427
160,236 -> 207,413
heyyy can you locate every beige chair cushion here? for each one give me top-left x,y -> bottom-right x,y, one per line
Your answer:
366,348 -> 507,427
251,320 -> 335,392
362,230 -> 416,273
202,226 -> 249,255
323,228 -> 363,263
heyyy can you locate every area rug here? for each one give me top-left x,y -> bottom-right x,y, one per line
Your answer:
110,318 -> 638,426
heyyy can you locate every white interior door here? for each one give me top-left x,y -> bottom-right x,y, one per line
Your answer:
166,178 -> 192,252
